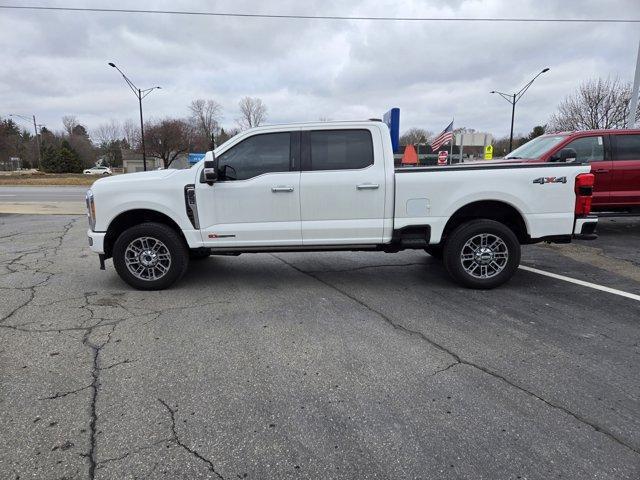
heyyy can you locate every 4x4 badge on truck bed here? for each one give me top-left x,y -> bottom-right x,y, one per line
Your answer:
533,176 -> 567,184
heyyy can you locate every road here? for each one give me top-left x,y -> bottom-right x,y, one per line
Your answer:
0,186 -> 88,203
0,215 -> 638,479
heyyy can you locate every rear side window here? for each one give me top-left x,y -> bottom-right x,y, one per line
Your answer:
217,132 -> 290,180
564,136 -> 604,162
310,129 -> 374,171
614,134 -> 640,161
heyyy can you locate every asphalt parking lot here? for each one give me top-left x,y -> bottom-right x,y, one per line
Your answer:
1,214 -> 639,479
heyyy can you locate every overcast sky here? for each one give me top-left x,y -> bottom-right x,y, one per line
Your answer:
1,0 -> 639,140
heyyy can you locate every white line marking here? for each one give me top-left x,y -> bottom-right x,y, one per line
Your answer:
0,194 -> 16,197
519,265 -> 640,302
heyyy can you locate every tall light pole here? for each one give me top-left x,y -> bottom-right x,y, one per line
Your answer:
491,68 -> 550,152
627,40 -> 640,128
108,62 -> 161,171
9,113 -> 43,170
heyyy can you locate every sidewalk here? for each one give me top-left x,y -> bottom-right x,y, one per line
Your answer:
0,202 -> 85,215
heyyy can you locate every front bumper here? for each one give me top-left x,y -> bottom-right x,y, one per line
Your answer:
87,229 -> 106,254
573,215 -> 598,240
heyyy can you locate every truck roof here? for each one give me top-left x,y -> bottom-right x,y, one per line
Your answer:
238,120 -> 385,132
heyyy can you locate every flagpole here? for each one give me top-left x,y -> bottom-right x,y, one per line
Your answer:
449,118 -> 454,164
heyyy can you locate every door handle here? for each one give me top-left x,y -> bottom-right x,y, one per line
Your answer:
356,183 -> 380,190
271,186 -> 294,193
594,169 -> 609,173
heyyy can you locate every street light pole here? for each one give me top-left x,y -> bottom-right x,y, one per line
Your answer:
509,94 -> 516,152
108,62 -> 160,171
137,89 -> 147,171
491,68 -> 550,153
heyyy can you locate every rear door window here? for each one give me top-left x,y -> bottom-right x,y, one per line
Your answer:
564,136 -> 604,162
613,134 -> 640,160
309,129 -> 374,171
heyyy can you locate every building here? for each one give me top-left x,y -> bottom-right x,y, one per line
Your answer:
121,150 -> 163,173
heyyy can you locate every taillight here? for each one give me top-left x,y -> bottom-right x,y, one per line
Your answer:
575,173 -> 594,215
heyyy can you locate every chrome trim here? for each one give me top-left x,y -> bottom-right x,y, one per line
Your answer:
85,189 -> 96,231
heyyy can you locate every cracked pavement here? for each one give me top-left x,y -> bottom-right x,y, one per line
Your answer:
0,214 -> 639,479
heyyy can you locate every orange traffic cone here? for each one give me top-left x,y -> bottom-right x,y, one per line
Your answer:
401,144 -> 419,166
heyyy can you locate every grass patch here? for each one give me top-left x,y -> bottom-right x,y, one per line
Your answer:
0,174 -> 99,186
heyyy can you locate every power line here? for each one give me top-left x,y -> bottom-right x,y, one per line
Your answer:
0,5 -> 638,23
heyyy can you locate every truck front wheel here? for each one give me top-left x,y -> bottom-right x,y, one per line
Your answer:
443,219 -> 520,289
112,222 -> 189,290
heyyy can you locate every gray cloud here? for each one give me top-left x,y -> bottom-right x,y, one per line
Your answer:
0,0 -> 638,138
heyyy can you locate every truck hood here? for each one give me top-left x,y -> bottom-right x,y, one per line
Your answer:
91,169 -> 178,189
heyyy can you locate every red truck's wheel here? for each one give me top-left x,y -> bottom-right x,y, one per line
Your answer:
443,219 -> 520,289
113,222 -> 189,290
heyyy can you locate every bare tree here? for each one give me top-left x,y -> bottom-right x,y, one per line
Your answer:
92,119 -> 122,145
399,128 -> 433,146
189,99 -> 222,145
121,119 -> 139,150
237,97 -> 267,130
62,115 -> 78,135
549,77 -> 640,131
144,118 -> 193,169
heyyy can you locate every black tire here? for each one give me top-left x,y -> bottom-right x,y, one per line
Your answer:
113,222 -> 189,290
443,219 -> 520,289
424,245 -> 443,259
189,248 -> 211,260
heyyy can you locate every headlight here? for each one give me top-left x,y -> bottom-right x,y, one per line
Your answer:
85,189 -> 96,230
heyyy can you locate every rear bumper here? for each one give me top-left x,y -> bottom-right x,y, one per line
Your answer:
572,215 -> 598,240
87,229 -> 106,254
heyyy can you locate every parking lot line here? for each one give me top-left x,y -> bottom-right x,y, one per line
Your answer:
519,265 -> 640,302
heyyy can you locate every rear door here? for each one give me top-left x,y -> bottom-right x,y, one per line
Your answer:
299,128 -> 386,245
611,132 -> 640,207
562,135 -> 611,207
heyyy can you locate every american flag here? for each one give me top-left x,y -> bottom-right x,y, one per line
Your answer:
430,121 -> 454,151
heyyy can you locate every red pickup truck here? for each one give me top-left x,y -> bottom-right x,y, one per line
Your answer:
503,129 -> 640,212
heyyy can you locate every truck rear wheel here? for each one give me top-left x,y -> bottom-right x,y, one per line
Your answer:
113,222 -> 189,290
443,219 -> 520,289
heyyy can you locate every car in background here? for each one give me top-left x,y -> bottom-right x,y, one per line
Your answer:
83,166 -> 112,176
502,129 -> 640,212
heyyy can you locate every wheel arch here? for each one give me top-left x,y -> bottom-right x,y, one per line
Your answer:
103,209 -> 187,258
441,200 -> 529,244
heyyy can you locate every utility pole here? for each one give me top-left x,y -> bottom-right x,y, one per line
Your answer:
32,115 -> 42,170
628,39 -> 640,128
10,113 -> 42,170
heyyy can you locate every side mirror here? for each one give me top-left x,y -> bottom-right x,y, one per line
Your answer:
551,148 -> 577,163
203,157 -> 217,184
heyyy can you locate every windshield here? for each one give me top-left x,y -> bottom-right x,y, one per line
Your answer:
505,135 -> 566,159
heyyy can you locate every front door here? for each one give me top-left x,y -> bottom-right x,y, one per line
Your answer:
611,133 -> 640,207
299,128 -> 386,245
196,131 -> 302,247
563,135 -> 612,207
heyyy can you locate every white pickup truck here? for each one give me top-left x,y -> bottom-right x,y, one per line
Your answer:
86,120 -> 597,290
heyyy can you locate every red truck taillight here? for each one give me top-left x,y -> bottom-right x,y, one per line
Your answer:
575,173 -> 594,215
